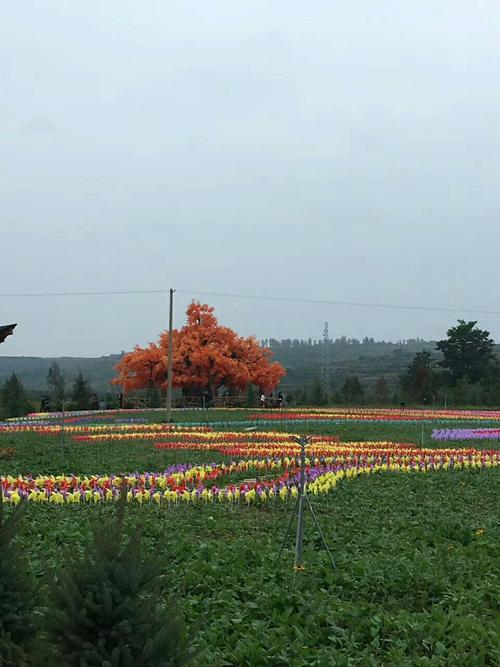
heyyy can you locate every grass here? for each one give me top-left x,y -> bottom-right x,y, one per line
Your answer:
1,412 -> 499,666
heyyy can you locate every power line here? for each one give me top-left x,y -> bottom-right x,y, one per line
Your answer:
0,289 -> 170,298
0,286 -> 499,316
180,290 -> 500,315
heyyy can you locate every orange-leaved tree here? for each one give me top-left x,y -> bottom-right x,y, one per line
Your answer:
114,302 -> 286,396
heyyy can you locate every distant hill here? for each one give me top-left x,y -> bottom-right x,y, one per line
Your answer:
0,354 -> 123,393
0,338 -> 444,395
265,337 -> 438,393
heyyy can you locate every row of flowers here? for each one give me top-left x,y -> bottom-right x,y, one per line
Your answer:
249,408 -> 500,423
0,409 -> 168,430
432,428 -> 500,441
2,448 -> 498,505
73,430 -> 338,446
0,423 -> 212,435
5,406 -> 500,432
153,436 -> 500,459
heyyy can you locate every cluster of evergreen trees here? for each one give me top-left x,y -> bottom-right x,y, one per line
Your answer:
0,364 -> 112,419
291,321 -> 500,407
291,375 -> 390,407
0,496 -> 190,666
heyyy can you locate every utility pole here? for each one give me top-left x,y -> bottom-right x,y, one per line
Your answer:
321,322 -> 330,397
166,288 -> 175,422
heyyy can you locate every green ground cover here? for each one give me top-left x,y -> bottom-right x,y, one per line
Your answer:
1,413 -> 499,666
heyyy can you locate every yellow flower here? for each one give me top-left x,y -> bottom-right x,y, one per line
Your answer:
9,491 -> 21,505
293,564 -> 306,572
245,489 -> 256,504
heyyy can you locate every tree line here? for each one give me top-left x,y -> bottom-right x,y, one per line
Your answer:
2,319 -> 500,417
0,364 -> 118,419
290,320 -> 500,407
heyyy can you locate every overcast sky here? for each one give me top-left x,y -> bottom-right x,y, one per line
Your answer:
2,1 -> 500,356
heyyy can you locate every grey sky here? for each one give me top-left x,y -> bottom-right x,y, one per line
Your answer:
2,1 -> 500,356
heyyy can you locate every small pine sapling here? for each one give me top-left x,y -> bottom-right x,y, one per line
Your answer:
0,497 -> 35,666
46,493 -> 190,666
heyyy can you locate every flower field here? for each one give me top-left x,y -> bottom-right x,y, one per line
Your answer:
3,441 -> 498,506
1,408 -> 499,665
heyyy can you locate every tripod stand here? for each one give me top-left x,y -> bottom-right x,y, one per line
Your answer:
277,435 -> 336,574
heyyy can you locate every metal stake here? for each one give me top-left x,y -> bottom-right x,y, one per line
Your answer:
293,435 -> 308,573
305,495 -> 336,569
277,495 -> 300,563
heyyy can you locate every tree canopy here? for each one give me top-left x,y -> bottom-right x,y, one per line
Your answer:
374,376 -> 389,403
47,362 -> 66,411
114,302 -> 286,396
70,373 -> 93,410
401,350 -> 437,401
436,320 -> 495,384
341,376 -> 364,402
0,373 -> 32,419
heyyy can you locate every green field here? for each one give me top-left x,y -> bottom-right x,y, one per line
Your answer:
1,411 -> 499,666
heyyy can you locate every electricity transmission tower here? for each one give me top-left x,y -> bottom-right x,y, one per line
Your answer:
320,321 -> 330,396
